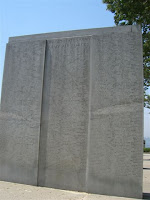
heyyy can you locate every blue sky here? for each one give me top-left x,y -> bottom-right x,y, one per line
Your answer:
0,0 -> 149,137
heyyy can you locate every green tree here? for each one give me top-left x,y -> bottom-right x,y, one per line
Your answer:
103,0 -> 150,108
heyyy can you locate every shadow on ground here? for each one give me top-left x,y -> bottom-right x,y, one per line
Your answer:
143,168 -> 150,170
143,193 -> 150,199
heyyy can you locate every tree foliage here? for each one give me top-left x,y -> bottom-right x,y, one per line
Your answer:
103,0 -> 150,108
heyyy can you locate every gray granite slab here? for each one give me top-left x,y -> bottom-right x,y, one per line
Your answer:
9,25 -> 141,43
38,37 -> 90,191
0,40 -> 46,185
0,25 -> 143,199
86,33 -> 143,198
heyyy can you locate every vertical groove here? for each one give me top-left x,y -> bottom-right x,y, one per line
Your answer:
37,40 -> 47,186
85,36 -> 93,191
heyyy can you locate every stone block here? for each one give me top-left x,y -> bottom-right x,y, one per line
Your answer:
86,34 -> 143,198
0,40 -> 46,185
38,37 -> 90,191
0,26 -> 143,198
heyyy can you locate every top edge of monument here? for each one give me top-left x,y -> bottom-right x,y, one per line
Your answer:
9,25 -> 141,43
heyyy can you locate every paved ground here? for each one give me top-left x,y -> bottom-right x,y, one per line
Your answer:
143,153 -> 150,199
0,153 -> 149,200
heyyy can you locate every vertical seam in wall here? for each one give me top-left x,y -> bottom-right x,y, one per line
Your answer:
140,29 -> 144,193
85,36 -> 93,191
37,40 -> 47,186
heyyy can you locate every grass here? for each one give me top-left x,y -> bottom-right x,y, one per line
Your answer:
144,148 -> 150,152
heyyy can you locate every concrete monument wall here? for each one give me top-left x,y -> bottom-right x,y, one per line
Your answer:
0,41 -> 46,185
0,25 -> 143,198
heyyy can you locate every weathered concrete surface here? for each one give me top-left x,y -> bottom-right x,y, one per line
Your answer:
38,37 -> 90,191
0,181 -> 139,200
86,33 -> 143,198
9,25 -> 141,43
37,29 -> 143,198
0,153 -> 149,200
0,26 -> 143,199
0,41 -> 46,185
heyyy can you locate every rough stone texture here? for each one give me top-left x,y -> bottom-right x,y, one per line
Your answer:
38,37 -> 90,191
0,154 -> 148,200
9,25 -> 141,43
0,26 -> 143,199
0,41 -> 46,185
86,34 -> 143,199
